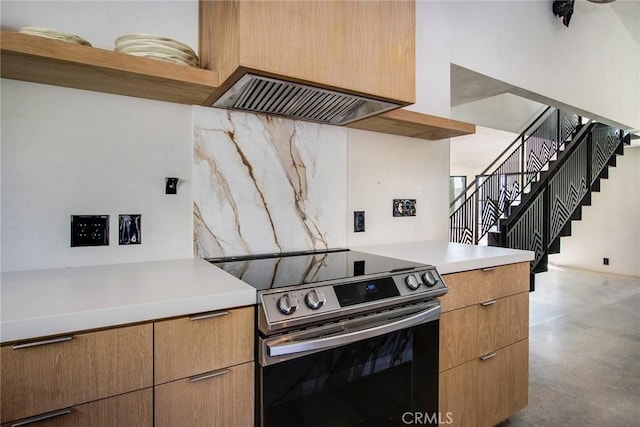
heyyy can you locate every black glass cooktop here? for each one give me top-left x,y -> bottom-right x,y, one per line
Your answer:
207,249 -> 428,291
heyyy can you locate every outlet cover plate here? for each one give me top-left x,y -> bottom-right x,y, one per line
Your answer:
393,199 -> 416,217
119,214 -> 142,245
354,211 -> 365,232
71,215 -> 109,247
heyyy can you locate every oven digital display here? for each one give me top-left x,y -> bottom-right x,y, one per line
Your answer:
334,277 -> 400,307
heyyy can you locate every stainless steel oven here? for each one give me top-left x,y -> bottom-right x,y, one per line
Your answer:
209,249 -> 447,427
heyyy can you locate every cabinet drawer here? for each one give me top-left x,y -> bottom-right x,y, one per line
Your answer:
439,339 -> 528,427
1,324 -> 153,423
1,388 -> 152,427
155,361 -> 254,427
440,262 -> 529,312
478,339 -> 529,426
440,292 -> 528,371
154,306 -> 254,384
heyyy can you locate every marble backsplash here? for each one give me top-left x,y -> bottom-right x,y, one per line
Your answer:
193,107 -> 347,258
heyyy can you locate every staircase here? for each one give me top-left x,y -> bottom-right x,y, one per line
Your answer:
449,107 -> 631,290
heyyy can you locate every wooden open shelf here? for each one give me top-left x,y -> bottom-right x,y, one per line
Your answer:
348,108 -> 476,140
0,31 -> 219,105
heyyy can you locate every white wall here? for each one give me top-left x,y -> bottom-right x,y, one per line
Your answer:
451,93 -> 546,134
0,81 -> 450,271
428,1 -> 640,277
450,126 -> 517,184
2,0 -> 636,274
0,1 -> 199,272
414,0 -> 640,130
0,0 -> 198,52
1,80 -> 194,271
550,147 -> 640,277
347,129 -> 450,247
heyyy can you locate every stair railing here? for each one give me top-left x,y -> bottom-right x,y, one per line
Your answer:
500,122 -> 628,274
449,107 -> 580,245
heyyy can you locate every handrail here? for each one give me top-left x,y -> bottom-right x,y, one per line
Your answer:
501,120 -> 594,227
449,106 -> 554,209
476,106 -> 555,178
449,106 -> 580,245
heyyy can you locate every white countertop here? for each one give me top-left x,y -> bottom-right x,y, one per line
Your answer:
355,241 -> 534,275
1,243 -> 533,343
0,259 -> 255,343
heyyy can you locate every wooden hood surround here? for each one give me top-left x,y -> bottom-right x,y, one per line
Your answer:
198,0 -> 473,137
199,0 -> 416,107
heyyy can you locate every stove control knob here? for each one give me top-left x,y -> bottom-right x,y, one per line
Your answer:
423,270 -> 437,287
305,289 -> 326,310
405,274 -> 421,290
277,293 -> 299,315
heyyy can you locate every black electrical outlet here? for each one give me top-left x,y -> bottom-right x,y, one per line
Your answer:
393,199 -> 417,217
71,215 -> 109,247
603,257 -> 609,265
354,211 -> 365,232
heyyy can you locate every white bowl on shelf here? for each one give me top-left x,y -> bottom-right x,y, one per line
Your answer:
19,26 -> 92,46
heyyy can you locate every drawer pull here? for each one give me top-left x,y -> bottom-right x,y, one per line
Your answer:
481,267 -> 496,272
11,408 -> 71,426
12,336 -> 73,350
480,352 -> 497,361
480,300 -> 497,306
189,368 -> 230,383
189,311 -> 229,321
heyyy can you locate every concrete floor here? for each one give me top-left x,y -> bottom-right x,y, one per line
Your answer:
501,265 -> 640,427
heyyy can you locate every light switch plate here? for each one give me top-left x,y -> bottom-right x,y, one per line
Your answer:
119,214 -> 142,245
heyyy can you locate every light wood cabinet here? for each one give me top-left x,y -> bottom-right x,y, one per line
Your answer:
439,262 -> 529,426
1,306 -> 256,426
199,0 -> 415,105
155,362 -> 254,427
154,306 -> 254,385
440,262 -> 529,312
153,306 -> 255,426
440,292 -> 528,371
0,389 -> 153,427
0,324 -> 153,424
440,339 -> 529,427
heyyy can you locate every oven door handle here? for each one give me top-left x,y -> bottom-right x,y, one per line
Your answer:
267,304 -> 440,357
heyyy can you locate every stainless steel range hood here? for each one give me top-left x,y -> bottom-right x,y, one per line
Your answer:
212,74 -> 401,126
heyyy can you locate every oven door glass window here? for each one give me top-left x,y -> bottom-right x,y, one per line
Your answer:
260,320 -> 439,427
